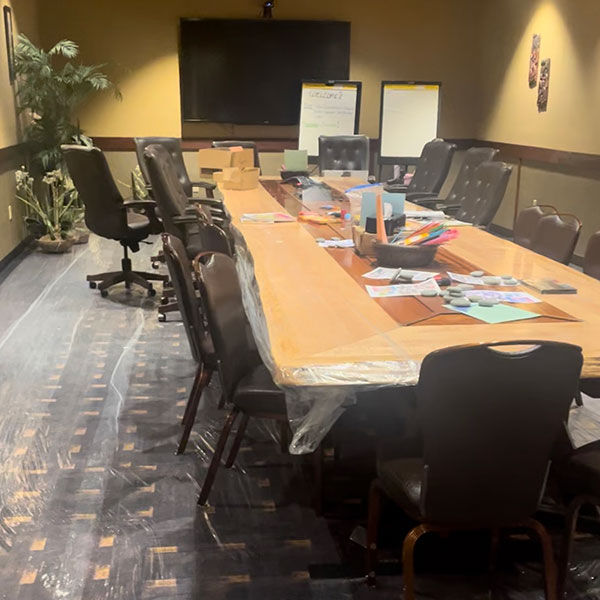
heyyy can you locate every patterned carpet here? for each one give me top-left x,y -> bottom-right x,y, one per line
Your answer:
0,234 -> 599,600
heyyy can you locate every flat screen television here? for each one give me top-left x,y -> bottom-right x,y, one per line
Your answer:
179,19 -> 350,125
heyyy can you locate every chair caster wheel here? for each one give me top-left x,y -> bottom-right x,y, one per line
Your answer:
89,281 -> 97,289
152,262 -> 160,269
160,296 -> 169,305
158,313 -> 167,322
100,289 -> 109,298
147,287 -> 156,297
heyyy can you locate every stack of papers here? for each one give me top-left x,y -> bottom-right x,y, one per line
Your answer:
362,267 -> 438,281
463,290 -> 541,304
404,210 -> 446,219
241,212 -> 295,223
448,273 -> 517,287
366,279 -> 440,298
317,239 -> 355,248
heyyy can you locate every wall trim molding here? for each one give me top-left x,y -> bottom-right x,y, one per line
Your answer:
93,136 -> 600,172
0,143 -> 26,175
0,236 -> 34,285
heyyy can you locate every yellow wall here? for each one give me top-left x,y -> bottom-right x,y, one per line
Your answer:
0,0 -> 40,261
36,0 -> 482,140
479,0 -> 600,154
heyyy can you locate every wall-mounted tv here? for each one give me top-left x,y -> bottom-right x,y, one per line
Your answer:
179,19 -> 350,125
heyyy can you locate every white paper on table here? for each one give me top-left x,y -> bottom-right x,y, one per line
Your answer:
448,272 -> 517,287
362,267 -> 439,281
404,210 -> 446,219
366,278 -> 441,298
317,239 -> 355,248
464,290 -> 541,304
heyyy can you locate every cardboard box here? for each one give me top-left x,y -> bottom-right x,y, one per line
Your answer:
197,147 -> 254,170
352,225 -> 378,257
214,167 -> 260,191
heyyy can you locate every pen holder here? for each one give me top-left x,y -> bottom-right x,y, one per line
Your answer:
374,242 -> 438,268
365,214 -> 406,235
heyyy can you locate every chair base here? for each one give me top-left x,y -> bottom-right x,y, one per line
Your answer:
88,247 -> 167,298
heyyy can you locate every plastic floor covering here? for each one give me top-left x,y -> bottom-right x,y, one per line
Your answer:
0,234 -> 599,599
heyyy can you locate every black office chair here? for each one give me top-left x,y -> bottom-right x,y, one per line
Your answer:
62,145 -> 167,297
514,204 -> 558,249
366,340 -> 583,600
452,161 -> 512,226
143,144 -> 232,260
384,139 -> 456,199
411,146 -> 498,207
194,252 -> 289,506
318,135 -> 369,173
161,233 -> 219,454
134,137 -> 216,199
530,213 -> 582,265
212,140 -> 260,169
583,231 -> 600,280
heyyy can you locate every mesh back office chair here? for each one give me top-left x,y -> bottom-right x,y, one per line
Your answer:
318,135 -> 370,173
530,213 -> 582,264
62,145 -> 167,297
366,340 -> 583,600
211,140 -> 260,169
412,146 -> 498,207
453,161 -> 512,227
513,204 -> 558,249
583,231 -> 600,280
134,137 -> 216,199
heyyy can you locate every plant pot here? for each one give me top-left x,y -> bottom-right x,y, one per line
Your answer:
37,234 -> 75,254
72,227 -> 90,244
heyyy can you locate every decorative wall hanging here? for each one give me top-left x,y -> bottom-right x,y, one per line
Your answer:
529,34 -> 541,88
3,5 -> 15,84
537,58 -> 551,112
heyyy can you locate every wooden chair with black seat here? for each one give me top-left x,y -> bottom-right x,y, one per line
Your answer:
552,431 -> 600,598
530,213 -> 582,265
366,340 -> 583,600
193,251 -> 290,506
143,143 -> 232,321
410,146 -> 498,209
211,140 -> 260,170
161,233 -> 220,454
513,204 -> 558,248
62,145 -> 167,297
383,138 -> 456,200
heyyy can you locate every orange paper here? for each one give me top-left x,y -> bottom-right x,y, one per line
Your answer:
375,193 -> 387,243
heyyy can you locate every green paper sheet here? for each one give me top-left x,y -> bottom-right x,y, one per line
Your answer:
283,149 -> 308,171
445,303 -> 541,324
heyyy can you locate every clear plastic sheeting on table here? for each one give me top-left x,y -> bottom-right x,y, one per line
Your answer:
232,226 -> 419,455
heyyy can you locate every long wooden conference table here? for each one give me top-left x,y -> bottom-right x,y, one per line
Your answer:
221,177 -> 600,384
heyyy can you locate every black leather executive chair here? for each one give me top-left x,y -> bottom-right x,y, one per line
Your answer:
530,213 -> 582,265
134,137 -> 216,199
318,135 -> 370,173
211,140 -> 259,169
411,146 -> 498,208
143,144 -> 231,260
513,204 -> 558,249
452,161 -> 512,227
62,145 -> 167,297
384,139 -> 456,199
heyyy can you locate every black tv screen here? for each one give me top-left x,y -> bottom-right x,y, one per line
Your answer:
179,19 -> 350,125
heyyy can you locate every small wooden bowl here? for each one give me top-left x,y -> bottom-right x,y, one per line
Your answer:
374,242 -> 438,268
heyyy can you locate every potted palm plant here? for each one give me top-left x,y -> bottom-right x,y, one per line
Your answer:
13,35 -> 120,251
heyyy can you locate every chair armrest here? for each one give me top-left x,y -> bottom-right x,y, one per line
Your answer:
443,204 -> 461,216
123,199 -> 157,210
172,214 -> 200,225
123,199 -> 162,232
191,180 -> 217,190
189,197 -> 224,209
413,197 -> 443,209
406,192 -> 438,202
